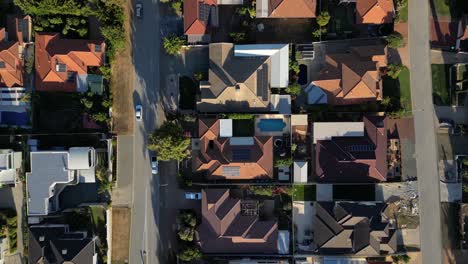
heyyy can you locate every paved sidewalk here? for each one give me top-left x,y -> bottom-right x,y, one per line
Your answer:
112,135 -> 134,206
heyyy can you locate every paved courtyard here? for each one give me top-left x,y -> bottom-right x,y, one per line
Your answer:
293,201 -> 315,253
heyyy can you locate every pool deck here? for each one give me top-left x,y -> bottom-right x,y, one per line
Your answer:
255,114 -> 291,136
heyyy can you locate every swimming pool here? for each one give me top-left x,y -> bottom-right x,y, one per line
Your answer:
257,119 -> 286,132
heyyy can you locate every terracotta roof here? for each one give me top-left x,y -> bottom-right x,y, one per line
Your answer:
197,189 -> 278,254
315,116 -> 387,183
430,18 -> 457,48
0,32 -> 23,87
184,0 -> 217,35
194,118 -> 273,180
356,0 -> 394,24
313,45 -> 386,105
7,15 -> 31,45
35,33 -> 105,92
268,0 -> 316,18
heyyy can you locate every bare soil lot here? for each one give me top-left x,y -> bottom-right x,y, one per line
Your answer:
111,206 -> 131,264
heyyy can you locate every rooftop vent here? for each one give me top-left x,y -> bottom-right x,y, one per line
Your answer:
61,249 -> 67,255
39,236 -> 45,242
55,63 -> 66,72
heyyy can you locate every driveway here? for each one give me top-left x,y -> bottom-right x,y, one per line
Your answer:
293,201 -> 315,253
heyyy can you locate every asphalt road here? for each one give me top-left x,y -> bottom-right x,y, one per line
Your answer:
408,1 -> 443,263
128,0 -> 162,263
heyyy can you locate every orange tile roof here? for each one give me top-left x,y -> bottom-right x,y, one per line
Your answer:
194,118 -> 274,180
313,45 -> 387,105
0,31 -> 23,87
268,0 -> 316,18
35,33 -> 105,92
184,0 -> 216,35
356,0 -> 394,24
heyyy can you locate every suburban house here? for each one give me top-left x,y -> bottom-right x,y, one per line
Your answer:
314,116 -> 387,183
184,0 -> 243,43
0,149 -> 22,185
256,0 -> 316,18
309,202 -> 398,255
196,189 -> 279,254
192,118 -> 273,180
198,43 -> 289,112
29,224 -> 97,264
0,28 -> 24,88
35,33 -> 105,93
308,45 -> 387,105
26,147 -> 96,217
353,0 -> 395,24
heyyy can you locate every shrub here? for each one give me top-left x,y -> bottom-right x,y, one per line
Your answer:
387,64 -> 405,79
274,157 -> 293,167
177,246 -> 202,262
289,60 -> 300,75
286,82 -> 302,96
178,227 -> 194,241
229,32 -> 247,43
226,113 -> 254,120
386,32 -> 405,49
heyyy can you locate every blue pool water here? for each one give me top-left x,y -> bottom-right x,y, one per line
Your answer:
257,119 -> 286,132
1,111 -> 28,126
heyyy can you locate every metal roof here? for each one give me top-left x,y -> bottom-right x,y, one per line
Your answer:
313,122 -> 365,143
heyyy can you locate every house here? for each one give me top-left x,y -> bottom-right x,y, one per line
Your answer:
193,118 -> 273,180
198,43 -> 289,112
256,0 -> 316,18
314,116 -> 387,183
35,33 -> 105,92
0,149 -> 22,185
309,45 -> 387,105
196,189 -> 279,254
184,0 -> 243,43
29,224 -> 97,264
0,28 -> 24,88
26,147 -> 96,217
354,0 -> 394,24
310,202 -> 398,255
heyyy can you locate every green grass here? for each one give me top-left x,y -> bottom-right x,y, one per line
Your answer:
90,206 -> 106,229
431,64 -> 451,105
396,2 -> 408,23
398,67 -> 412,111
433,0 -> 451,17
292,185 -> 316,201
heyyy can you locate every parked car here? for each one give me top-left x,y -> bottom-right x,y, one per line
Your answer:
151,156 -> 158,175
185,192 -> 201,200
135,105 -> 142,121
135,2 -> 143,18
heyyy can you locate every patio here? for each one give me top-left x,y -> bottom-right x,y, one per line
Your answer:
293,201 -> 315,253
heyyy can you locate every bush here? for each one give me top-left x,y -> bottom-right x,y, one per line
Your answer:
386,32 -> 405,49
289,60 -> 300,75
274,157 -> 293,167
178,227 -> 194,241
387,64 -> 405,79
163,35 -> 185,56
148,121 -> 190,161
24,46 -> 34,74
226,113 -> 254,120
229,32 -> 247,43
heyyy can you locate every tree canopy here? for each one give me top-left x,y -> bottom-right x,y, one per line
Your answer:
163,35 -> 185,56
148,121 -> 190,161
177,246 -> 202,262
317,11 -> 331,27
386,32 -> 405,49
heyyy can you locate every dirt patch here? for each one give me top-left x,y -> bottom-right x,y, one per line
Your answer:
111,206 -> 131,263
111,1 -> 134,135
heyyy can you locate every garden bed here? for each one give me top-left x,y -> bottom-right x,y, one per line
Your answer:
292,185 -> 316,201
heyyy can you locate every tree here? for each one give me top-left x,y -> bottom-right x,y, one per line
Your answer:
387,64 -> 405,79
92,112 -> 109,123
289,60 -> 300,75
381,96 -> 392,107
236,6 -> 255,19
163,35 -> 184,56
177,246 -> 202,262
462,157 -> 468,166
317,11 -> 331,27
193,72 -> 205,82
81,97 -> 94,109
178,211 -> 197,227
387,32 -> 405,49
286,82 -> 302,96
177,227 -> 194,241
148,121 -> 190,161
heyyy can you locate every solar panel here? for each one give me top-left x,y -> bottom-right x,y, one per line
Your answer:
256,64 -> 269,101
241,201 -> 258,216
348,145 -> 374,152
222,166 -> 240,177
199,4 -> 210,21
0,61 -> 5,68
232,148 -> 251,161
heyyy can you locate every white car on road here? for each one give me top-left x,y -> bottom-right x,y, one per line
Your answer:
151,156 -> 158,175
135,105 -> 142,121
185,192 -> 201,200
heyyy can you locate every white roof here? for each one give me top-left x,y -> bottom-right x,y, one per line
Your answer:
234,44 -> 289,88
68,147 -> 92,170
313,122 -> 364,143
219,119 -> 233,137
294,161 -> 308,183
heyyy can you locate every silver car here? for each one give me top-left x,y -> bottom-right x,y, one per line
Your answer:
185,192 -> 201,200
151,156 -> 158,175
135,105 -> 142,121
135,3 -> 143,18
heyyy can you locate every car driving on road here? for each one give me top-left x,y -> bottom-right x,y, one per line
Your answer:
135,105 -> 142,121
151,156 -> 158,175
135,2 -> 143,18
185,192 -> 201,200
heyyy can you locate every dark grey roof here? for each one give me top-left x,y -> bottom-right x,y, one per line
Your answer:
28,225 -> 95,264
58,183 -> 99,210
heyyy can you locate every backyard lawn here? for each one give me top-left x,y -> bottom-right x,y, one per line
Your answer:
399,67 -> 412,111
382,66 -> 412,112
431,64 -> 452,105
292,185 -> 316,201
432,0 -> 451,17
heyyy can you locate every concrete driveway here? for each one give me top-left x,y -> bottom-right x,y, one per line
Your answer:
293,201 -> 315,251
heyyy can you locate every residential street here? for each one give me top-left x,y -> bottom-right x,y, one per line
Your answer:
128,0 -> 164,263
408,1 -> 443,263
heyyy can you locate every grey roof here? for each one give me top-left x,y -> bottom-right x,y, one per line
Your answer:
28,225 -> 96,264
